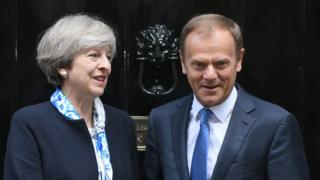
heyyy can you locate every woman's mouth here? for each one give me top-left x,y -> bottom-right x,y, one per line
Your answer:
93,75 -> 107,86
93,76 -> 106,82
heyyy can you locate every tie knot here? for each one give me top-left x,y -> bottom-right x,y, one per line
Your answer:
198,108 -> 212,124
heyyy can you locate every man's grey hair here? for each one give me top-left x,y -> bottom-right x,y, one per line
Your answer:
179,14 -> 243,58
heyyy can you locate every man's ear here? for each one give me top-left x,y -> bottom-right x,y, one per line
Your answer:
180,51 -> 186,74
236,48 -> 245,72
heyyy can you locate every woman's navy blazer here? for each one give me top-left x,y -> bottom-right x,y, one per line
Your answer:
4,101 -> 139,180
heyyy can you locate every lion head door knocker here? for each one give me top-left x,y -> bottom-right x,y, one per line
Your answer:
136,24 -> 179,100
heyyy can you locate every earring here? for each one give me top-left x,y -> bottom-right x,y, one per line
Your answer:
59,69 -> 68,79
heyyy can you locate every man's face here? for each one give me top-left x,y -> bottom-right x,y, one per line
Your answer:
180,28 -> 244,107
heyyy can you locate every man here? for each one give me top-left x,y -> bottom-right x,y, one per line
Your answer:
143,14 -> 309,180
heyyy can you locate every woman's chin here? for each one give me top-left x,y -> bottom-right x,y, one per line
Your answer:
90,87 -> 105,98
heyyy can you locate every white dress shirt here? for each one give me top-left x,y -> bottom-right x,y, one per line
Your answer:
187,86 -> 238,179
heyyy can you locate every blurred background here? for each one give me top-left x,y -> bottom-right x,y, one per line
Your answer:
1,0 -> 319,179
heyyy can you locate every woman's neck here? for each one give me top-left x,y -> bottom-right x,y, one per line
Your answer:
61,87 -> 94,128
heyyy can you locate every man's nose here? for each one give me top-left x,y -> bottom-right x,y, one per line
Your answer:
203,65 -> 217,80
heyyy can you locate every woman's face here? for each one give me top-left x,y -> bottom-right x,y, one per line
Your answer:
61,47 -> 112,99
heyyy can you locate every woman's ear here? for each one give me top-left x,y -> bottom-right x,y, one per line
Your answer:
58,69 -> 68,79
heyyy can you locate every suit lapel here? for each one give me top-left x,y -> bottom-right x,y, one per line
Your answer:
171,95 -> 193,180
211,86 -> 256,180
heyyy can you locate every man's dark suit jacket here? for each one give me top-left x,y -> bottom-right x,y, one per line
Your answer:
144,85 -> 309,180
4,101 -> 139,180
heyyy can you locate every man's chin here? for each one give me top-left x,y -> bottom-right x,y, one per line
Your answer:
198,96 -> 222,107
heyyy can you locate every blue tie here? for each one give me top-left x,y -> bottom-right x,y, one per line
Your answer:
191,108 -> 212,180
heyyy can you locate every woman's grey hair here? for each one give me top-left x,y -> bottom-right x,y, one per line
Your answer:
179,14 -> 243,58
37,14 -> 116,86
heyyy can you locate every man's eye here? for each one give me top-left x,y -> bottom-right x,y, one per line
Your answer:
196,62 -> 203,67
193,62 -> 206,69
216,61 -> 228,68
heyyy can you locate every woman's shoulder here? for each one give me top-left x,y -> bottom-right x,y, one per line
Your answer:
16,101 -> 51,111
104,104 -> 129,116
14,101 -> 52,115
103,104 -> 133,124
11,101 -> 57,123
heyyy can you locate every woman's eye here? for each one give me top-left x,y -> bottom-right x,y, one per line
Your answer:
105,53 -> 112,60
89,53 -> 98,58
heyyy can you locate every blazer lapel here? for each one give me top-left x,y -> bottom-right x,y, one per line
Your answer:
104,107 -> 116,165
171,95 -> 193,180
211,87 -> 256,180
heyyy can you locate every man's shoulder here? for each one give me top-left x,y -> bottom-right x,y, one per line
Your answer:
237,87 -> 291,117
152,95 -> 192,112
150,95 -> 193,115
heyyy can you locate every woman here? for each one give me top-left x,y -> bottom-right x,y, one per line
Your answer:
4,14 -> 139,180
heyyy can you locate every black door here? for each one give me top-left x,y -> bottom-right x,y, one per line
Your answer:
1,0 -> 319,179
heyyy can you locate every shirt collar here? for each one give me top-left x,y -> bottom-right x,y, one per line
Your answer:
191,86 -> 238,123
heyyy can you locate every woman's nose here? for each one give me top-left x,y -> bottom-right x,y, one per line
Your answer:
98,55 -> 111,70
